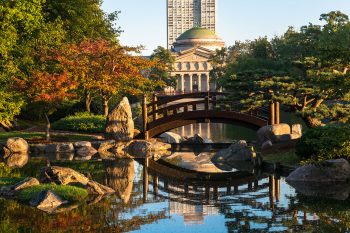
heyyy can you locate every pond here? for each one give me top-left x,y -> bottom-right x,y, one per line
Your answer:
1,152 -> 350,233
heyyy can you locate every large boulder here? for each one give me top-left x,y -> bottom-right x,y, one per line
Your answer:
5,137 -> 29,154
105,97 -> 134,141
4,152 -> 29,168
39,166 -> 90,185
185,134 -> 213,144
257,124 -> 291,145
286,159 -> 350,183
212,140 -> 255,162
125,140 -> 171,157
159,132 -> 183,144
12,177 -> 40,191
30,190 -> 66,213
92,140 -> 116,152
162,152 -> 223,173
86,180 -> 115,195
73,141 -> 92,149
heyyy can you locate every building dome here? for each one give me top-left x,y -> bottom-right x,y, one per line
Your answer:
177,27 -> 220,40
173,27 -> 225,52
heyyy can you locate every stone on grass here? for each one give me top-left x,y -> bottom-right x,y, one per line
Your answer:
73,141 -> 92,149
212,140 -> 255,162
5,137 -> 29,153
39,166 -> 90,185
5,152 -> 29,168
86,180 -> 115,195
12,177 -> 40,191
286,159 -> 350,183
105,97 -> 134,141
159,132 -> 182,144
30,190 -> 66,213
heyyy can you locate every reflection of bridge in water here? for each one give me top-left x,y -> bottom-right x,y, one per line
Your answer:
135,158 -> 283,225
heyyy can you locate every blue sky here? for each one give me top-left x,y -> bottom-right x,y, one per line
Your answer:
102,0 -> 350,55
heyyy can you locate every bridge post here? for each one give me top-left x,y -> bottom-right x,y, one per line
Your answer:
142,95 -> 149,140
152,94 -> 158,121
275,102 -> 280,124
269,102 -> 275,125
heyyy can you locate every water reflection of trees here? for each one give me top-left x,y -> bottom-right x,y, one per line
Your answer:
3,158 -> 350,232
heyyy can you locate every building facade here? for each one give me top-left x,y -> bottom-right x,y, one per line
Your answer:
167,0 -> 217,49
170,27 -> 225,93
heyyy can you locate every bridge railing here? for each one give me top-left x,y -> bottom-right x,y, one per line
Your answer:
141,92 -> 280,139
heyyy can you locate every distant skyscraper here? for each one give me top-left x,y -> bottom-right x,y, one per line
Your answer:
167,0 -> 217,48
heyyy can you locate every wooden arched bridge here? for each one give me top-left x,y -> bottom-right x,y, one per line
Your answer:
141,92 -> 281,139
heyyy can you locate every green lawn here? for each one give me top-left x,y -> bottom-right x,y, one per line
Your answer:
0,177 -> 26,186
262,150 -> 301,167
0,131 -> 99,143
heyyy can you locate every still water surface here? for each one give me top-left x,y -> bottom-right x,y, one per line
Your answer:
1,155 -> 350,233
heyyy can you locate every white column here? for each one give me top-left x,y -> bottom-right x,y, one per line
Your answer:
206,74 -> 210,92
198,74 -> 202,92
189,74 -> 193,92
181,75 -> 185,93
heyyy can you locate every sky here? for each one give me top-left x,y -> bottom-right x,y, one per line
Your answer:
102,0 -> 350,55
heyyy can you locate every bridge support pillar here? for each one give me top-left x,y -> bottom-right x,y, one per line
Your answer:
275,102 -> 280,124
269,101 -> 281,125
269,102 -> 275,125
142,95 -> 149,140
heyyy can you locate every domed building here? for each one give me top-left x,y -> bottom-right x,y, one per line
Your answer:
170,27 -> 225,92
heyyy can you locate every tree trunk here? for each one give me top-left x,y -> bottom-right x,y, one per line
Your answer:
85,92 -> 92,113
44,113 -> 51,142
312,99 -> 324,110
103,99 -> 109,117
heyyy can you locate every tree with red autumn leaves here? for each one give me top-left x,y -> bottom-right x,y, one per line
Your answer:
54,39 -> 163,116
15,71 -> 78,140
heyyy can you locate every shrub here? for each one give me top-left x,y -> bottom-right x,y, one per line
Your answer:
296,124 -> 350,161
52,112 -> 106,133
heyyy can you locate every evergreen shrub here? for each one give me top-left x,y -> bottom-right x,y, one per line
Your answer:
52,112 -> 106,133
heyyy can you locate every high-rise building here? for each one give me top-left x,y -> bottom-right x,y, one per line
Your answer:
167,0 -> 217,49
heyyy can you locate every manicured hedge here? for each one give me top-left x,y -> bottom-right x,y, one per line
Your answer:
52,112 -> 106,133
296,124 -> 350,161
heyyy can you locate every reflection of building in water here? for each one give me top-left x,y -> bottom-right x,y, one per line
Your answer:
172,123 -> 218,139
171,123 -> 257,142
169,195 -> 219,225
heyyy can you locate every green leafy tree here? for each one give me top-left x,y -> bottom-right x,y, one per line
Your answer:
149,46 -> 176,90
